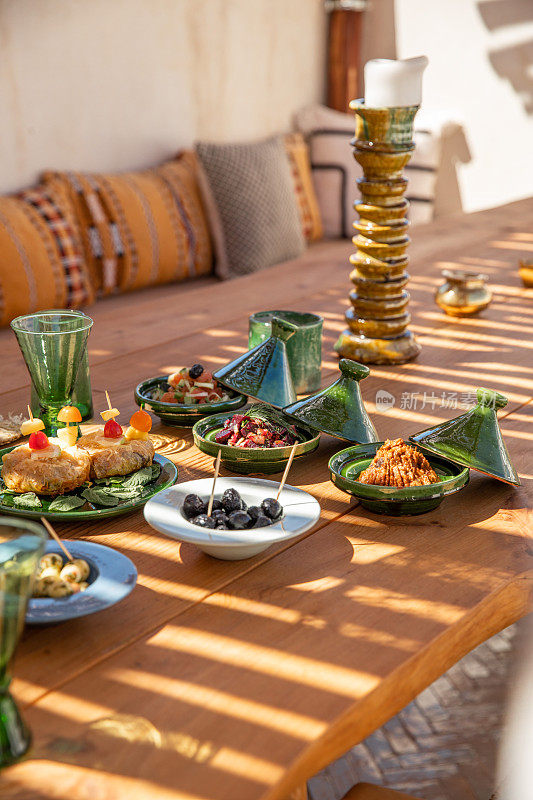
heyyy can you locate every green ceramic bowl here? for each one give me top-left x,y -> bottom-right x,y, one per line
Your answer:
192,411 -> 320,475
135,376 -> 247,427
329,442 -> 469,515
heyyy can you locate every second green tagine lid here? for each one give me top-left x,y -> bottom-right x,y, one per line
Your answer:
410,388 -> 520,486
283,359 -> 379,444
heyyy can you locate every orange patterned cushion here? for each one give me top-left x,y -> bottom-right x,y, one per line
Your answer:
44,151 -> 213,295
284,133 -> 323,242
0,184 -> 93,327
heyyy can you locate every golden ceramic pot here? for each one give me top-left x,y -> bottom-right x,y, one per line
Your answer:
519,260 -> 533,288
435,269 -> 492,317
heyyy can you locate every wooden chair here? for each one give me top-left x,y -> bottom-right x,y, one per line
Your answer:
340,783 -> 423,800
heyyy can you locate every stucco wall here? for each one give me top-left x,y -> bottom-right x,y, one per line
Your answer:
392,0 -> 533,213
0,0 -> 326,194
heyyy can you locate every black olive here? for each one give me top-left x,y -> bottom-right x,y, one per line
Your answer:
212,510 -> 229,526
189,364 -> 204,379
261,498 -> 283,520
191,514 -> 216,529
215,523 -> 229,530
227,510 -> 252,530
222,488 -> 243,513
211,499 -> 223,512
183,494 -> 207,518
254,514 -> 272,528
247,505 -> 261,522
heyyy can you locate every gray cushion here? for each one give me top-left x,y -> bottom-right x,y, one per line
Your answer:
196,136 -> 305,277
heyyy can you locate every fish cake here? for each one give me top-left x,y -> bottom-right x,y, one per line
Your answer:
2,441 -> 91,496
77,429 -> 154,480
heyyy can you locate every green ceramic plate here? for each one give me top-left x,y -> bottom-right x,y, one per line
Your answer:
193,410 -> 320,475
0,451 -> 178,521
135,376 -> 247,427
329,442 -> 469,515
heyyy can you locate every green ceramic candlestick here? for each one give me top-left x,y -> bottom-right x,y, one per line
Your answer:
335,101 -> 422,365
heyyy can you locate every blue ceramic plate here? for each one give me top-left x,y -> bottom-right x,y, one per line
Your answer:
26,540 -> 137,624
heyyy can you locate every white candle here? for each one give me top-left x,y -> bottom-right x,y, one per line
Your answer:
364,56 -> 428,108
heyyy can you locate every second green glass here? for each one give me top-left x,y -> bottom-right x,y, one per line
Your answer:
0,518 -> 46,767
248,310 -> 323,394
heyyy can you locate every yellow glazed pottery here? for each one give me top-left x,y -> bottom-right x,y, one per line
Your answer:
335,102 -> 422,365
435,269 -> 492,317
519,260 -> 533,288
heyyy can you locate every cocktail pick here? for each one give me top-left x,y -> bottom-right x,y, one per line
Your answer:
276,442 -> 298,501
207,450 -> 222,517
40,517 -> 73,562
101,391 -> 120,422
27,405 -> 33,422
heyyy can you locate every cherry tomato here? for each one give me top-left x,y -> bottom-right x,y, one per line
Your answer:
104,419 -> 123,438
29,431 -> 50,450
130,409 -> 152,433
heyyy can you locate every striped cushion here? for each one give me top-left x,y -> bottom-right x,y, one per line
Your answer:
44,151 -> 213,295
0,184 -> 93,327
284,133 -> 323,242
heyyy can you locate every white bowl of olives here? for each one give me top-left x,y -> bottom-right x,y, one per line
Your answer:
144,476 -> 321,560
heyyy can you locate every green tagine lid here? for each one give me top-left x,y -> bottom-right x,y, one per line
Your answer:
283,359 -> 379,443
410,388 -> 520,486
214,317 -> 296,408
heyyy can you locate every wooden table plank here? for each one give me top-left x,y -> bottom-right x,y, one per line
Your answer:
1,198 -> 533,799
3,403 -> 532,800
11,426 -> 356,708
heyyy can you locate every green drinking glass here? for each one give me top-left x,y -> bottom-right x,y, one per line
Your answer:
248,310 -> 323,394
11,311 -> 93,435
0,518 -> 46,767
28,310 -> 94,422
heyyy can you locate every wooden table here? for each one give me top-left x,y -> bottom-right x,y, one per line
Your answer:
1,199 -> 532,800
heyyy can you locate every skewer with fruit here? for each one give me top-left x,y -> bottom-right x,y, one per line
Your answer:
56,405 -> 82,447
99,391 -> 153,443
20,406 -> 59,459
99,391 -> 125,443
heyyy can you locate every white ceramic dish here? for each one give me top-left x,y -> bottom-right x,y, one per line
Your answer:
143,476 -> 321,560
